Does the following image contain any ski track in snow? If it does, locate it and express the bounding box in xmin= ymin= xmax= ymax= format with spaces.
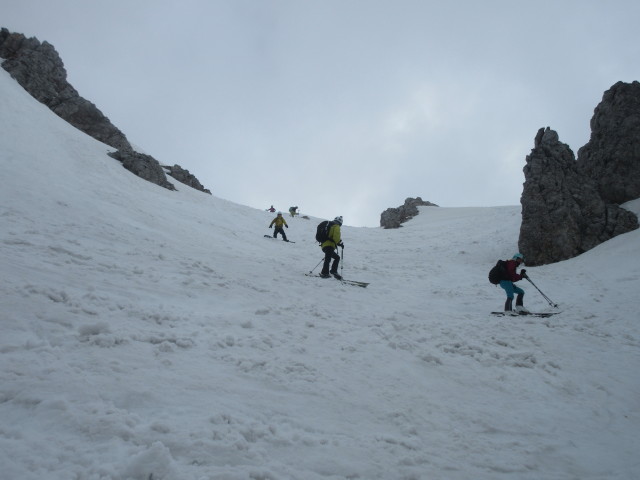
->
xmin=1 ymin=69 xmax=640 ymax=479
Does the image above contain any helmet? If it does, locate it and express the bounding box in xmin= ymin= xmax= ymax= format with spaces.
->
xmin=277 ymin=211 xmax=282 ymax=215
xmin=334 ymin=216 xmax=343 ymax=225
xmin=512 ymin=253 xmax=524 ymax=261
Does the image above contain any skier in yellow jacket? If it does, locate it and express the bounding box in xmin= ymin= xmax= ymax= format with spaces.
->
xmin=320 ymin=216 xmax=344 ymax=279
xmin=269 ymin=212 xmax=289 ymax=241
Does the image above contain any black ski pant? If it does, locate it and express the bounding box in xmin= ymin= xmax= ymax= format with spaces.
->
xmin=321 ymin=247 xmax=340 ymax=275
xmin=273 ymin=227 xmax=287 ymax=241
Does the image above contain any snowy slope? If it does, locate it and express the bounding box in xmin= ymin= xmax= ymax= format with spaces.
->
xmin=1 ymin=68 xmax=639 ymax=480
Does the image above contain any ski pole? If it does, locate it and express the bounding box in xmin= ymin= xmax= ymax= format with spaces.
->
xmin=340 ymin=245 xmax=344 ymax=277
xmin=524 ymin=276 xmax=559 ymax=308
xmin=309 ymin=257 xmax=324 ymax=274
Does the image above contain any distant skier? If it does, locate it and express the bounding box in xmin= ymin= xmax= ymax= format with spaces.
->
xmin=267 ymin=205 xmax=276 ymax=213
xmin=269 ymin=212 xmax=289 ymax=241
xmin=500 ymin=253 xmax=529 ymax=315
xmin=289 ymin=206 xmax=299 ymax=217
xmin=320 ymin=216 xmax=344 ymax=279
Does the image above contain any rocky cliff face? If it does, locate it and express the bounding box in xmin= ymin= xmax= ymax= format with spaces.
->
xmin=577 ymin=81 xmax=640 ymax=204
xmin=0 ymin=28 xmax=132 ymax=152
xmin=518 ymin=127 xmax=637 ymax=266
xmin=0 ymin=28 xmax=211 ymax=195
xmin=380 ymin=197 xmax=438 ymax=229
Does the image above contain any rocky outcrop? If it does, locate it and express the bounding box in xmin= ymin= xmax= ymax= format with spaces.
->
xmin=107 ymin=150 xmax=175 ymax=191
xmin=0 ymin=28 xmax=131 ymax=152
xmin=164 ymin=165 xmax=211 ymax=194
xmin=0 ymin=28 xmax=211 ymax=194
xmin=380 ymin=197 xmax=438 ymax=229
xmin=577 ymin=81 xmax=640 ymax=204
xmin=518 ymin=127 xmax=638 ymax=266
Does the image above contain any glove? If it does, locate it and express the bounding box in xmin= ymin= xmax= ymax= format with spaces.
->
xmin=286 ymin=225 xmax=288 ymax=228
xmin=338 ymin=242 xmax=344 ymax=248
xmin=520 ymin=269 xmax=527 ymax=278
xmin=269 ymin=225 xmax=273 ymax=228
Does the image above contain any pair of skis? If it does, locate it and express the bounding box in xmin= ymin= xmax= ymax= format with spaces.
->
xmin=491 ymin=311 xmax=560 ymax=318
xmin=305 ymin=273 xmax=369 ymax=288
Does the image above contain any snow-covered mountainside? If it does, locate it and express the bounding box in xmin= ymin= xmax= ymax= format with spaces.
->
xmin=1 ymin=68 xmax=639 ymax=480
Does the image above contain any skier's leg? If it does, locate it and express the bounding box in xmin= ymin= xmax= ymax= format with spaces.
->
xmin=329 ymin=250 xmax=340 ymax=274
xmin=514 ymin=286 xmax=529 ymax=312
xmin=321 ymin=247 xmax=332 ymax=276
xmin=500 ymin=280 xmax=515 ymax=311
xmin=504 ymin=297 xmax=513 ymax=311
xmin=514 ymin=286 xmax=525 ymax=306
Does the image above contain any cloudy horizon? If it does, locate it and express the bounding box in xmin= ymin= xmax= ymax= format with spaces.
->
xmin=3 ymin=0 xmax=639 ymax=226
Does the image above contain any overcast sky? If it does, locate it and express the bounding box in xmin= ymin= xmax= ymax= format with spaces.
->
xmin=4 ymin=0 xmax=639 ymax=226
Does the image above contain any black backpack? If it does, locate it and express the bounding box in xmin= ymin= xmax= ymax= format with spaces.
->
xmin=315 ymin=220 xmax=334 ymax=243
xmin=488 ymin=260 xmax=508 ymax=285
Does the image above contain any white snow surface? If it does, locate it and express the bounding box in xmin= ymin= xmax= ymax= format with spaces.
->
xmin=1 ymin=68 xmax=640 ymax=480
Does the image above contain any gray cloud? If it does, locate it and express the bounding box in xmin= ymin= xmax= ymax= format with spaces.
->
xmin=4 ymin=0 xmax=639 ymax=226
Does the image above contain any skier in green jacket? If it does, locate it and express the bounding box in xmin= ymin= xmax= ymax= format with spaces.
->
xmin=320 ymin=216 xmax=344 ymax=279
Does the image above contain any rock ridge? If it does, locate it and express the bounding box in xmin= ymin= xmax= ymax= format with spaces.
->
xmin=0 ymin=28 xmax=211 ymax=195
xmin=380 ymin=197 xmax=438 ymax=229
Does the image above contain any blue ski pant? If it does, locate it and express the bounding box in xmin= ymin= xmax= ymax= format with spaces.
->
xmin=499 ymin=280 xmax=524 ymax=299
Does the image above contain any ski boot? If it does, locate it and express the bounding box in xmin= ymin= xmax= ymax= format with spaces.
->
xmin=504 ymin=298 xmax=520 ymax=316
